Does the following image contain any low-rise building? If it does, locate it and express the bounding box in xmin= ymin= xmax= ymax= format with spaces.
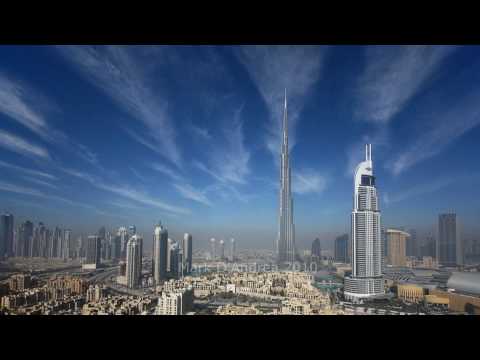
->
xmin=156 ymin=286 xmax=194 ymax=315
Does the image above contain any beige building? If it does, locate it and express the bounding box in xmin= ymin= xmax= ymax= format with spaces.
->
xmin=386 ymin=229 xmax=410 ymax=267
xmin=429 ymin=289 xmax=480 ymax=314
xmin=397 ymin=283 xmax=424 ymax=303
xmin=216 ymin=304 xmax=261 ymax=315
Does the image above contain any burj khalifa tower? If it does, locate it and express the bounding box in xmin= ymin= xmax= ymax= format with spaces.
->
xmin=277 ymin=90 xmax=295 ymax=264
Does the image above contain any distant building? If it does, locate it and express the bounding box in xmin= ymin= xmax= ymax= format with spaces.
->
xmin=83 ymin=235 xmax=101 ymax=269
xmin=334 ymin=234 xmax=348 ymax=263
xmin=183 ymin=233 xmax=193 ymax=274
xmin=86 ymin=284 xmax=104 ymax=303
xmin=9 ymin=274 xmax=31 ymax=292
xmin=117 ymin=227 xmax=129 ymax=259
xmin=153 ymin=222 xmax=168 ymax=285
xmin=167 ymin=239 xmax=180 ymax=278
xmin=18 ymin=221 xmax=34 ymax=257
xmin=126 ymin=234 xmax=143 ymax=289
xmin=63 ymin=229 xmax=71 ymax=260
xmin=219 ymin=240 xmax=225 ymax=260
xmin=210 ymin=238 xmax=216 ymax=260
xmin=0 ymin=213 xmax=14 ymax=258
xmin=128 ymin=225 xmax=136 ymax=236
xmin=407 ymin=229 xmax=417 ymax=257
xmin=421 ymin=234 xmax=436 ymax=258
xmin=437 ymin=213 xmax=463 ymax=267
xmin=311 ymin=238 xmax=321 ymax=258
xmin=386 ymin=229 xmax=410 ymax=267
xmin=112 ymin=235 xmax=121 ymax=261
xmin=229 ymin=238 xmax=236 ymax=262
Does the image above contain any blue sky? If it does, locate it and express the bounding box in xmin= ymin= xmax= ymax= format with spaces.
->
xmin=0 ymin=45 xmax=480 ymax=250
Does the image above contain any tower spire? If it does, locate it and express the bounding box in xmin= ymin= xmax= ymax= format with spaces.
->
xmin=365 ymin=144 xmax=371 ymax=161
xmin=283 ymin=88 xmax=288 ymax=146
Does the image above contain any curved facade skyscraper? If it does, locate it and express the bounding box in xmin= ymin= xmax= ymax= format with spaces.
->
xmin=153 ymin=222 xmax=168 ymax=285
xmin=344 ymin=144 xmax=384 ymax=301
xmin=126 ymin=234 xmax=143 ymax=289
xmin=277 ymin=90 xmax=295 ymax=264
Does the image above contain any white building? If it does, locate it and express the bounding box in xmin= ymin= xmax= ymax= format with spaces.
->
xmin=344 ymin=144 xmax=384 ymax=301
xmin=153 ymin=222 xmax=168 ymax=286
xmin=155 ymin=286 xmax=194 ymax=315
xmin=126 ymin=234 xmax=143 ymax=289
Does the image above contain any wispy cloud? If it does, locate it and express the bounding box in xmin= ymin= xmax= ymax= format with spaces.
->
xmin=389 ymin=89 xmax=480 ymax=175
xmin=151 ymin=162 xmax=184 ymax=182
xmin=383 ymin=174 xmax=479 ymax=205
xmin=173 ymin=183 xmax=212 ymax=207
xmin=0 ymin=129 xmax=50 ymax=160
xmin=64 ymin=168 xmax=190 ymax=215
xmin=74 ymin=142 xmax=99 ymax=167
xmin=355 ymin=46 xmax=457 ymax=124
xmin=187 ymin=122 xmax=212 ymax=140
xmin=129 ymin=167 xmax=148 ymax=183
xmin=57 ymin=46 xmax=181 ymax=167
xmin=194 ymin=107 xmax=250 ymax=185
xmin=0 ymin=72 xmax=59 ymax=142
xmin=0 ymin=180 xmax=109 ymax=216
xmin=292 ymin=169 xmax=327 ymax=195
xmin=344 ymin=46 xmax=458 ymax=177
xmin=108 ymin=200 xmax=143 ymax=211
xmin=0 ymin=160 xmax=56 ymax=180
xmin=21 ymin=177 xmax=58 ymax=190
xmin=0 ymin=180 xmax=45 ymax=197
xmin=237 ymin=45 xmax=326 ymax=159
xmin=0 ymin=71 xmax=101 ymax=168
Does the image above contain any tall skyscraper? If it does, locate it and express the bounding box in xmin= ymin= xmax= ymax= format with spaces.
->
xmin=153 ymin=222 xmax=168 ymax=285
xmin=167 ymin=240 xmax=180 ymax=278
xmin=386 ymin=229 xmax=409 ymax=267
xmin=311 ymin=238 xmax=321 ymax=258
xmin=118 ymin=227 xmax=128 ymax=259
xmin=437 ymin=213 xmax=463 ymax=267
xmin=219 ymin=239 xmax=225 ymax=260
xmin=407 ymin=229 xmax=417 ymax=257
xmin=84 ymin=235 xmax=101 ymax=269
xmin=1 ymin=213 xmax=14 ymax=258
xmin=183 ymin=233 xmax=193 ymax=275
xmin=63 ymin=229 xmax=71 ymax=260
xmin=112 ymin=234 xmax=121 ymax=261
xmin=129 ymin=225 xmax=136 ymax=236
xmin=344 ymin=144 xmax=384 ymax=301
xmin=53 ymin=227 xmax=62 ymax=258
xmin=37 ymin=222 xmax=46 ymax=258
xmin=277 ymin=90 xmax=295 ymax=264
xmin=126 ymin=234 xmax=143 ymax=289
xmin=19 ymin=220 xmax=33 ymax=257
xmin=421 ymin=234 xmax=435 ymax=258
xmin=210 ymin=238 xmax=216 ymax=260
xmin=229 ymin=238 xmax=236 ymax=262
xmin=334 ymin=234 xmax=349 ymax=263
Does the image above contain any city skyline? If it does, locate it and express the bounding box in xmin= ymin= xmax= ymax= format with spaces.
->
xmin=1 ymin=46 xmax=480 ymax=250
